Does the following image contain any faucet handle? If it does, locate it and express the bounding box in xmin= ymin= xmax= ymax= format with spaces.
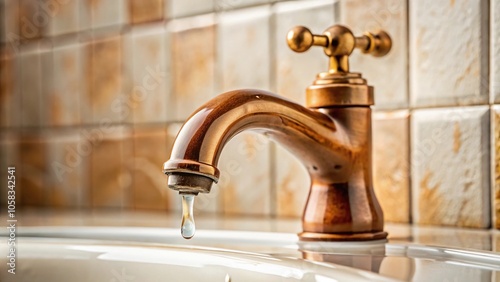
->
xmin=286 ymin=25 xmax=391 ymax=73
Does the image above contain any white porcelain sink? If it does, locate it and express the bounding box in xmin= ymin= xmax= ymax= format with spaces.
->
xmin=1 ymin=227 xmax=499 ymax=281
xmin=0 ymin=237 xmax=395 ymax=282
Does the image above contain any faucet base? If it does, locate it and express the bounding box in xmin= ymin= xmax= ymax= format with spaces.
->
xmin=298 ymin=231 xmax=388 ymax=242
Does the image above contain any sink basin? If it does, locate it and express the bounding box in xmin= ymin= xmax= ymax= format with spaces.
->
xmin=1 ymin=227 xmax=499 ymax=281
xmin=0 ymin=237 xmax=394 ymax=282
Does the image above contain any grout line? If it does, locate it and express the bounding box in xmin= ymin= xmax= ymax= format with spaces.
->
xmin=269 ymin=2 xmax=278 ymax=218
xmin=406 ymin=0 xmax=413 ymax=225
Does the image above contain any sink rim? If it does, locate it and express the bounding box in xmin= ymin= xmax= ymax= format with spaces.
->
xmin=3 ymin=226 xmax=500 ymax=270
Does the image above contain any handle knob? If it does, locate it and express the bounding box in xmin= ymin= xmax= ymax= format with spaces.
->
xmin=286 ymin=25 xmax=392 ymax=73
xmin=287 ymin=26 xmax=328 ymax=52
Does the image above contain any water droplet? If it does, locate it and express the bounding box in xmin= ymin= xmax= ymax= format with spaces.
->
xmin=181 ymin=194 xmax=196 ymax=239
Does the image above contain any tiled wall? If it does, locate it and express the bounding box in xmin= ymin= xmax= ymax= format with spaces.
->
xmin=0 ymin=0 xmax=499 ymax=230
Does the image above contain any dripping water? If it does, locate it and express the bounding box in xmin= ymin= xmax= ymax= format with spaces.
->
xmin=181 ymin=194 xmax=196 ymax=239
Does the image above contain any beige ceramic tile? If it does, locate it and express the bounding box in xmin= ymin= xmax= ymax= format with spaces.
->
xmin=340 ymin=0 xmax=407 ymax=109
xmin=46 ymin=129 xmax=88 ymax=208
xmin=373 ymin=110 xmax=410 ymax=223
xmin=493 ymin=106 xmax=500 ymax=229
xmin=493 ymin=0 xmax=500 ymax=103
xmin=19 ymin=42 xmax=51 ymax=127
xmin=412 ymin=107 xmax=490 ymax=228
xmin=129 ymin=0 xmax=164 ymax=24
xmin=42 ymin=0 xmax=79 ymax=36
xmin=79 ymin=0 xmax=128 ymax=30
xmin=47 ymin=39 xmax=82 ymax=126
xmin=168 ymin=0 xmax=214 ymax=18
xmin=218 ymin=5 xmax=271 ymax=91
xmin=129 ymin=24 xmax=172 ymax=123
xmin=0 ymin=47 xmax=21 ymax=128
xmin=213 ymin=132 xmax=272 ymax=216
xmin=410 ymin=0 xmax=489 ymax=107
xmin=83 ymin=35 xmax=125 ymax=124
xmin=275 ymin=145 xmax=310 ymax=217
xmin=17 ymin=131 xmax=49 ymax=207
xmin=89 ymin=126 xmax=133 ymax=208
xmin=170 ymin=14 xmax=216 ymax=121
xmin=131 ymin=125 xmax=172 ymax=210
xmin=274 ymin=0 xmax=335 ymax=103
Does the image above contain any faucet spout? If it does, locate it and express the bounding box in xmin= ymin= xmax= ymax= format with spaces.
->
xmin=164 ymin=89 xmax=350 ymax=191
xmin=164 ymin=89 xmax=385 ymax=240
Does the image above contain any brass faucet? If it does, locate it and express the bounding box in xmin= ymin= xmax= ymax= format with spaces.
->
xmin=163 ymin=25 xmax=392 ymax=241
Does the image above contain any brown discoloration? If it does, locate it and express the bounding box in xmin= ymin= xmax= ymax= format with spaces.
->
xmin=171 ymin=23 xmax=215 ymax=112
xmin=450 ymin=0 xmax=455 ymax=7
xmin=50 ymin=93 xmax=62 ymax=125
xmin=222 ymin=183 xmax=237 ymax=214
xmin=418 ymin=170 xmax=443 ymax=224
xmin=88 ymin=0 xmax=101 ymax=9
xmin=0 ymin=50 xmax=14 ymax=126
xmin=495 ymin=112 xmax=500 ymax=229
xmin=453 ymin=122 xmax=462 ymax=153
xmin=131 ymin=125 xmax=170 ymax=210
xmin=90 ymin=128 xmax=132 ymax=208
xmin=0 ymin=51 xmax=13 ymax=103
xmin=86 ymin=36 xmax=122 ymax=118
xmin=372 ymin=113 xmax=410 ymax=223
xmin=129 ymin=0 xmax=163 ymax=24
xmin=18 ymin=133 xmax=48 ymax=207
xmin=48 ymin=132 xmax=87 ymax=208
xmin=147 ymin=41 xmax=160 ymax=58
xmin=278 ymin=166 xmax=299 ymax=217
xmin=419 ymin=169 xmax=481 ymax=227
xmin=63 ymin=53 xmax=76 ymax=72
xmin=18 ymin=0 xmax=42 ymax=40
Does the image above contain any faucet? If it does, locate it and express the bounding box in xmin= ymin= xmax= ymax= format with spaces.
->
xmin=163 ymin=25 xmax=392 ymax=241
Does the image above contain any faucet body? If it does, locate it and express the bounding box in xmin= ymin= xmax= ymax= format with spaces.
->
xmin=164 ymin=24 xmax=392 ymax=241
xmin=164 ymin=89 xmax=386 ymax=241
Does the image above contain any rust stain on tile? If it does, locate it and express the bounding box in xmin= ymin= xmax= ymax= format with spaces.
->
xmin=418 ymin=170 xmax=442 ymax=224
xmin=90 ymin=130 xmax=132 ymax=208
xmin=222 ymin=183 xmax=237 ymax=214
xmin=172 ymin=25 xmax=215 ymax=100
xmin=147 ymin=41 xmax=160 ymax=58
xmin=373 ymin=116 xmax=410 ymax=223
xmin=495 ymin=112 xmax=500 ymax=229
xmin=63 ymin=53 xmax=76 ymax=72
xmin=0 ymin=50 xmax=14 ymax=126
xmin=453 ymin=122 xmax=462 ymax=153
xmin=87 ymin=0 xmax=102 ymax=9
xmin=131 ymin=126 xmax=170 ymax=210
xmin=129 ymin=0 xmax=163 ymax=24
xmin=50 ymin=93 xmax=63 ymax=125
xmin=86 ymin=36 xmax=122 ymax=112
xmin=278 ymin=166 xmax=299 ymax=217
xmin=18 ymin=134 xmax=48 ymax=206
xmin=18 ymin=0 xmax=42 ymax=39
